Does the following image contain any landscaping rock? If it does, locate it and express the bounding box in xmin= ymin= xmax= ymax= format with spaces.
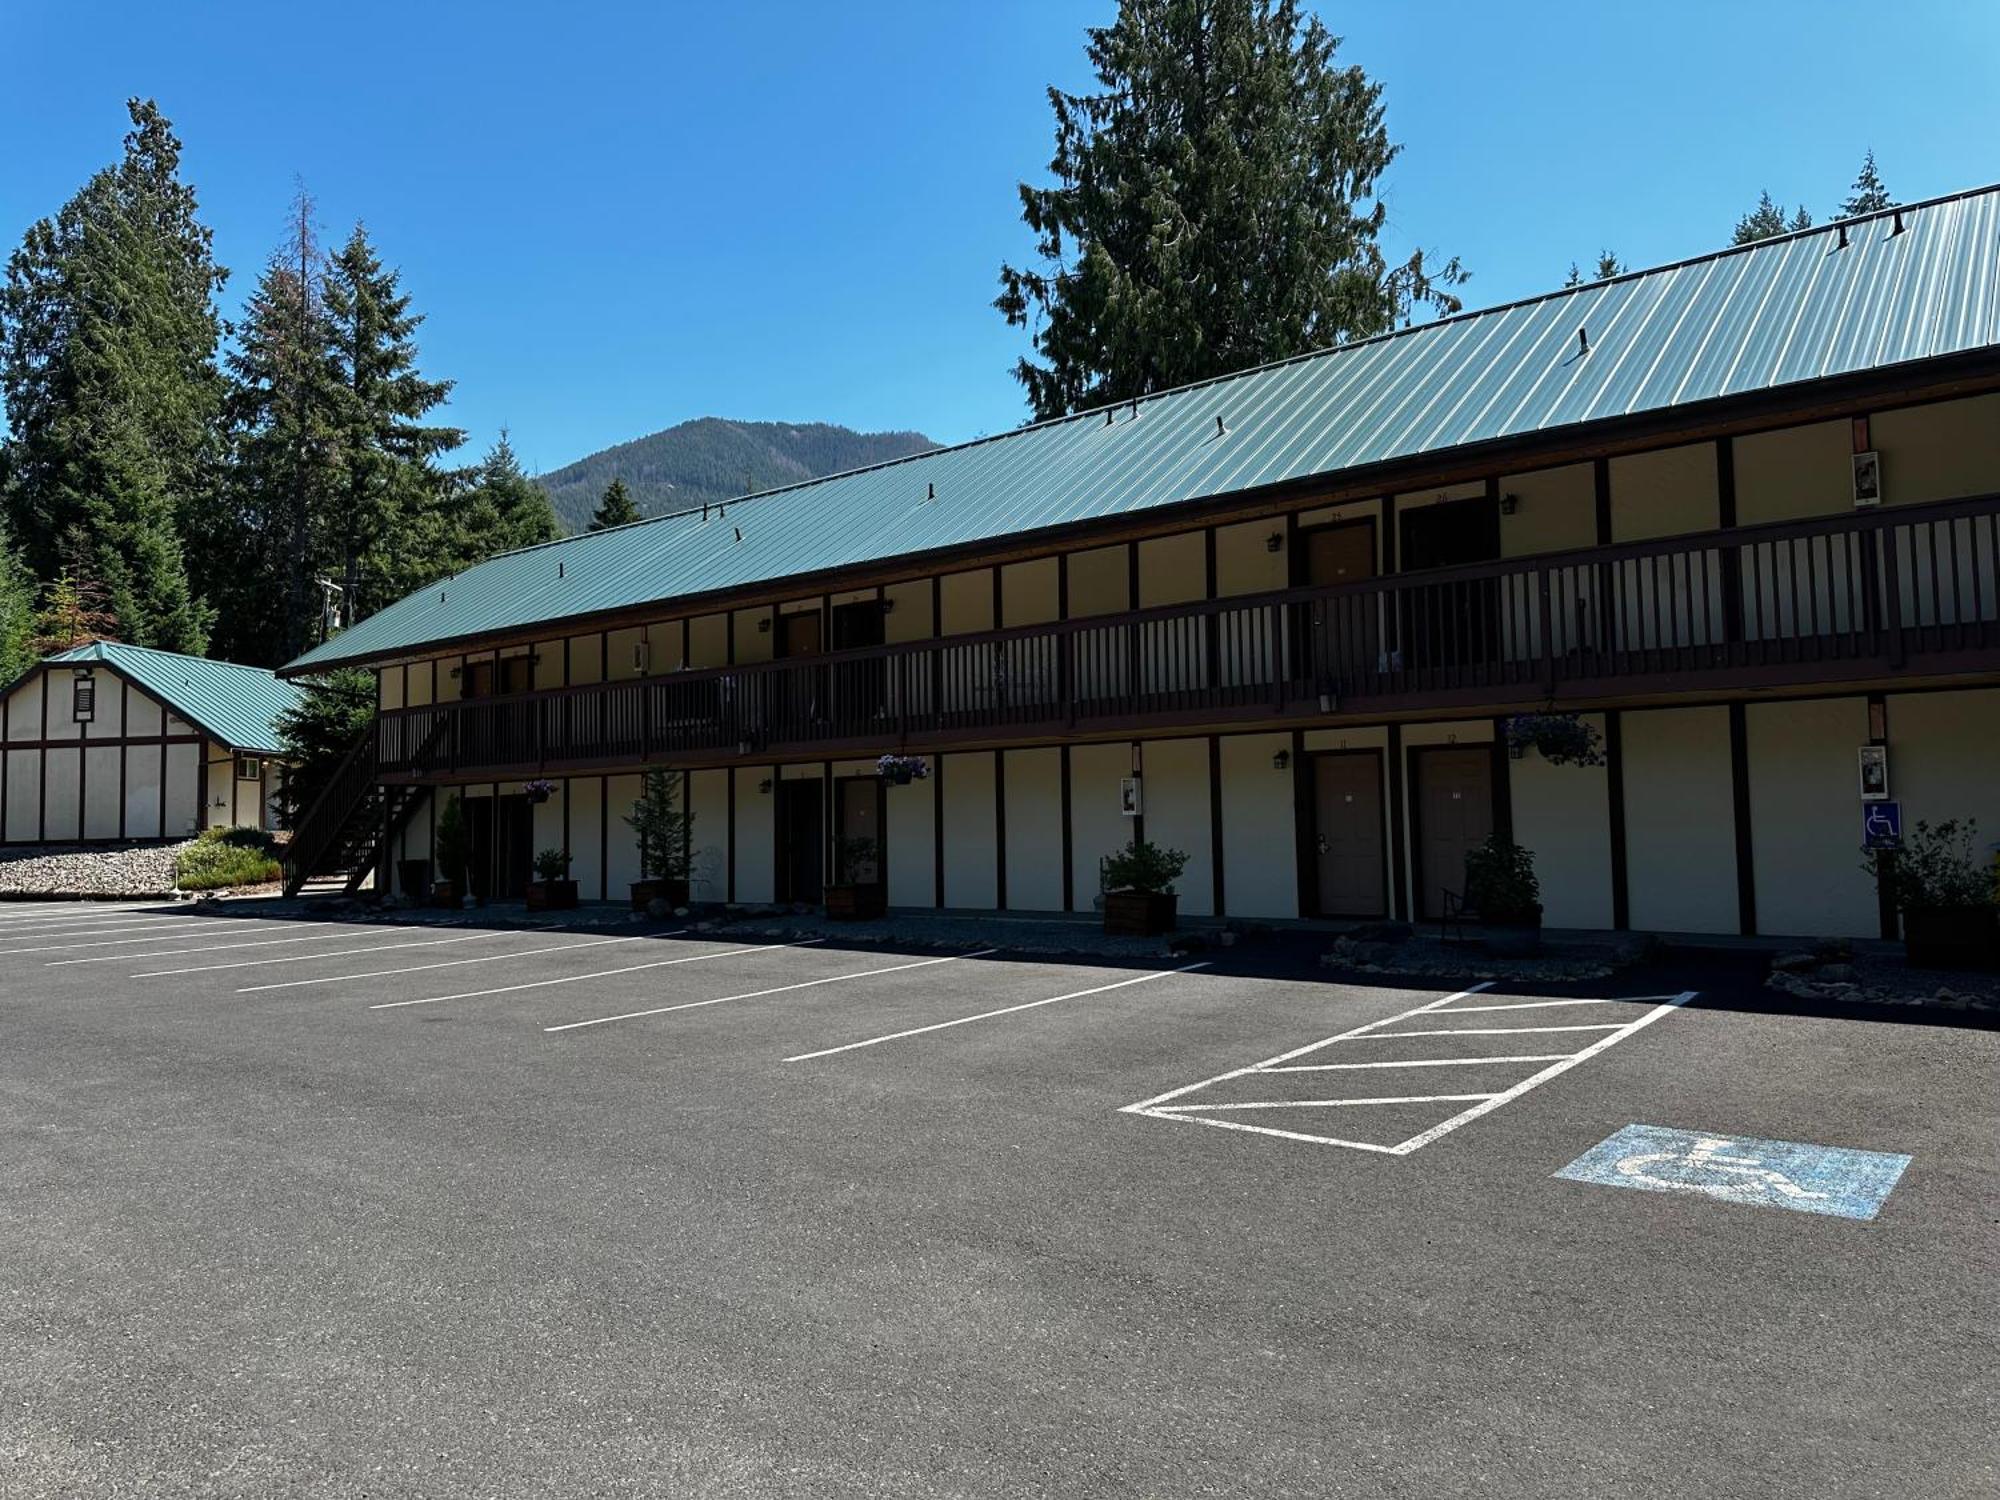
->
xmin=0 ymin=842 xmax=186 ymax=898
xmin=1347 ymin=920 xmax=1414 ymax=945
xmin=1771 ymin=952 xmax=1820 ymax=973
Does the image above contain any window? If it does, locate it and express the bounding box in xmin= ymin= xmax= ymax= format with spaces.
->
xmin=235 ymin=756 xmax=262 ymax=782
xmin=72 ymin=674 xmax=95 ymax=722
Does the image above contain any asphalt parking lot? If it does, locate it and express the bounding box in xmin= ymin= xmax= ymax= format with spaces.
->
xmin=2 ymin=899 xmax=1994 ymax=1498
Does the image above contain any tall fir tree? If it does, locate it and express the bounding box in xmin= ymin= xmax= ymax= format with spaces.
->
xmin=444 ymin=431 xmax=562 ymax=573
xmin=1732 ymin=190 xmax=1813 ymax=245
xmin=0 ymin=99 xmax=222 ymax=653
xmin=995 ymin=0 xmax=1465 ymax=420
xmin=1839 ymin=151 xmax=1893 ymax=217
xmin=0 ymin=517 xmax=34 ymax=685
xmin=203 ymin=190 xmax=346 ymax=664
xmin=588 ymin=477 xmax=641 ymax=531
xmin=322 ymin=224 xmax=464 ymax=618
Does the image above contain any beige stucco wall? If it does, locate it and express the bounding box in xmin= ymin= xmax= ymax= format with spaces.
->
xmin=4 ymin=750 xmax=38 ymax=840
xmin=686 ymin=769 xmax=730 ymax=904
xmin=940 ymin=570 xmax=995 ymax=636
xmin=1219 ymin=732 xmax=1297 ymax=919
xmin=565 ymin=777 xmax=604 ymax=902
xmin=604 ymin=774 xmax=644 ymax=892
xmin=885 ymin=770 xmax=935 ymax=908
xmin=883 ymin=580 xmax=934 ymax=643
xmin=1069 ymin=741 xmax=1134 ymax=907
xmin=732 ymin=766 xmax=775 ymax=903
xmin=124 ymin=745 xmax=164 ymax=839
xmin=1002 ymin=559 xmax=1060 ymax=628
xmin=1735 ymin=419 xmax=1849 ymax=525
xmin=1216 ymin=520 xmax=1287 ymax=597
xmin=1611 ymin=441 xmax=1719 ymax=540
xmin=1509 ymin=713 xmax=1615 ymax=930
xmin=1888 ymin=687 xmax=2000 ymax=845
xmin=940 ymin=751 xmax=998 ymax=908
xmin=1621 ymin=705 xmax=1738 ymax=934
xmin=1744 ymin=697 xmax=1879 ymax=938
xmin=1066 ymin=546 xmax=1130 ymax=618
xmin=1138 ymin=532 xmax=1205 ymax=608
xmin=1499 ymin=462 xmax=1596 ymax=558
xmin=1873 ymin=393 xmax=2000 ymax=506
xmin=1140 ymin=737 xmax=1214 ymax=914
xmin=1002 ymin=747 xmax=1064 ymax=912
xmin=5 ymin=672 xmax=43 ymax=740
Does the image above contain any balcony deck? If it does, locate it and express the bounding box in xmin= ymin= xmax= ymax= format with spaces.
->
xmin=376 ymin=492 xmax=2000 ymax=782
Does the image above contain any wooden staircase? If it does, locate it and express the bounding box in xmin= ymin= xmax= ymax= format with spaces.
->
xmin=281 ymin=731 xmax=427 ymax=898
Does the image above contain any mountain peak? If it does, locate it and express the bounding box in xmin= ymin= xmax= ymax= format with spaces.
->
xmin=537 ymin=416 xmax=938 ymax=530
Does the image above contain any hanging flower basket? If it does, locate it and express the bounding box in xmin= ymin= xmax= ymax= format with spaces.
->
xmin=1503 ymin=713 xmax=1606 ymax=768
xmin=877 ymin=754 xmax=930 ymax=786
xmin=523 ymin=779 xmax=558 ymax=804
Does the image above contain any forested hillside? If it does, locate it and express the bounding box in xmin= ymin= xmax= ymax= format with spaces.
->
xmin=537 ymin=418 xmax=936 ymax=531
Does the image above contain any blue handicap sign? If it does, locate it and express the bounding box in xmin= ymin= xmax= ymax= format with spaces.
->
xmin=1862 ymin=801 xmax=1902 ymax=850
xmin=1555 ymin=1124 xmax=1911 ymax=1221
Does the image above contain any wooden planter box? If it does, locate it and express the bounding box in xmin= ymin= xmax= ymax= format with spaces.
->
xmin=396 ymin=859 xmax=431 ymax=901
xmin=428 ymin=880 xmax=460 ymax=910
xmin=1104 ymin=891 xmax=1177 ymax=936
xmin=631 ymin=877 xmax=689 ymax=913
xmin=1482 ymin=911 xmax=1543 ymax=959
xmin=1904 ymin=907 xmax=2000 ymax=970
xmin=825 ymin=883 xmax=887 ymax=921
xmin=527 ymin=880 xmax=579 ymax=912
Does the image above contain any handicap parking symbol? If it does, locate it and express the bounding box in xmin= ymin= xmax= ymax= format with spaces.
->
xmin=1862 ymin=801 xmax=1902 ymax=850
xmin=1555 ymin=1124 xmax=1911 ymax=1220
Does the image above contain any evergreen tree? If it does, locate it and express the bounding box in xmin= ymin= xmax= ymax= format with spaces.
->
xmin=28 ymin=565 xmax=120 ymax=655
xmin=1839 ymin=151 xmax=1893 ymax=217
xmin=0 ymin=99 xmax=222 ymax=653
xmin=1594 ymin=250 xmax=1624 ymax=280
xmin=322 ymin=224 xmax=463 ymax=619
xmin=203 ymin=190 xmax=345 ymax=665
xmin=0 ymin=518 xmax=35 ymax=684
xmin=995 ymin=0 xmax=1466 ymax=420
xmin=271 ymin=667 xmax=375 ymax=829
xmin=445 ymin=431 xmax=562 ymax=572
xmin=1732 ymin=190 xmax=1812 ymax=245
xmin=588 ymin=477 xmax=641 ymax=531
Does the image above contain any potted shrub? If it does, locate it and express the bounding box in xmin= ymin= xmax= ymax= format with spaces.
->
xmin=1100 ymin=839 xmax=1189 ymax=936
xmin=877 ymin=754 xmax=930 ymax=787
xmin=527 ymin=847 xmax=579 ymax=911
xmin=1873 ymin=819 xmax=1999 ymax=969
xmin=825 ymin=835 xmax=887 ymax=921
xmin=1463 ymin=833 xmax=1543 ymax=957
xmin=1502 ymin=712 xmax=1605 ymax=767
xmin=625 ymin=768 xmax=695 ymax=911
xmin=431 ymin=793 xmax=469 ymax=908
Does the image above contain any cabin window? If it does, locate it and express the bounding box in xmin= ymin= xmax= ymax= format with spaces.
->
xmin=235 ymin=756 xmax=263 ymax=782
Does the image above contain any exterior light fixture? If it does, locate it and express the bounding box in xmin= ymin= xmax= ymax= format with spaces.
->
xmin=1500 ymin=493 xmax=1521 ymax=516
xmin=758 ymin=778 xmax=773 ymax=795
xmin=1265 ymin=532 xmax=1284 ymax=553
xmin=758 ymin=616 xmax=772 ymax=633
xmin=1272 ymin=749 xmax=1290 ymax=771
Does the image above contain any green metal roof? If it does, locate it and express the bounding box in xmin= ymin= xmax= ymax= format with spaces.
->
xmin=48 ymin=641 xmax=301 ymax=753
xmin=286 ymin=185 xmax=2000 ymax=677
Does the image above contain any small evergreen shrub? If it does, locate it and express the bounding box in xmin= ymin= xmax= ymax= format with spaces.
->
xmin=1101 ymin=839 xmax=1190 ymax=895
xmin=175 ymin=826 xmax=282 ymax=891
xmin=1463 ymin=834 xmax=1543 ymax=924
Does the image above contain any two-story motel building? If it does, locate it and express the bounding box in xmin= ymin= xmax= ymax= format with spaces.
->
xmin=280 ymin=188 xmax=2000 ymax=941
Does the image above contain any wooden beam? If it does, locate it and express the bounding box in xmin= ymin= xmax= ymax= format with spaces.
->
xmin=1728 ymin=702 xmax=1756 ymax=936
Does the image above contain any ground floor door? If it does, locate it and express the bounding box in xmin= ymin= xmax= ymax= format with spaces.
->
xmin=466 ymin=793 xmax=534 ymax=900
xmin=775 ymin=778 xmax=825 ymax=904
xmin=1312 ymin=751 xmax=1386 ymax=918
xmin=1413 ymin=747 xmax=1494 ymax=920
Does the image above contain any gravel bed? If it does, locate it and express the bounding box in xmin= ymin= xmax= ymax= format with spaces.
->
xmin=0 ymin=842 xmax=192 ymax=899
xmin=1317 ymin=925 xmax=1654 ymax=983
xmin=1766 ymin=948 xmax=1999 ymax=1013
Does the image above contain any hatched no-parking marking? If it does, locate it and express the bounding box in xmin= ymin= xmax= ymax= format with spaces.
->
xmin=1123 ymin=983 xmax=1697 ymax=1155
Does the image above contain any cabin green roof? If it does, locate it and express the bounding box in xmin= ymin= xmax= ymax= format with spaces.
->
xmin=46 ymin=641 xmax=301 ymax=754
xmin=284 ymin=185 xmax=2000 ymax=677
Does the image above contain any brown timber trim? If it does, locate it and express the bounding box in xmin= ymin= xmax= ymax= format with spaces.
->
xmin=1059 ymin=744 xmax=1074 ymax=912
xmin=1605 ymin=709 xmax=1630 ymax=930
xmin=1385 ymin=722 xmax=1408 ymax=922
xmin=38 ymin=666 xmax=49 ymax=842
xmin=1489 ymin=717 xmax=1513 ymax=842
xmin=726 ymin=766 xmax=737 ymax=902
xmin=1289 ymin=730 xmax=1311 ymax=919
xmin=1593 ymin=458 xmax=1612 ymax=544
xmin=932 ymin=752 xmax=944 ymax=908
xmin=300 ymin=357 xmax=2000 ymax=675
xmin=994 ymin=749 xmax=1007 ymax=911
xmin=1728 ymin=702 xmax=1756 ymax=936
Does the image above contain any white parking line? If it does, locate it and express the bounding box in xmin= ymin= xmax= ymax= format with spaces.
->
xmin=1262 ymin=1053 xmax=1577 ymax=1072
xmin=139 ymin=930 xmax=513 ymax=978
xmin=260 ymin=934 xmax=653 ymax=994
xmin=57 ymin=929 xmax=376 ymax=967
xmin=1123 ymin=985 xmax=1699 ymax=1155
xmin=0 ymin=922 xmax=242 ymax=956
xmin=1360 ymin=1023 xmax=1629 ymax=1039
xmin=545 ymin=947 xmax=983 ymax=1033
xmin=399 ymin=937 xmax=825 ymax=1014
xmin=0 ymin=903 xmax=167 ymax=924
xmin=783 ymin=962 xmax=1209 ymax=1062
xmin=0 ymin=914 xmax=182 ymax=937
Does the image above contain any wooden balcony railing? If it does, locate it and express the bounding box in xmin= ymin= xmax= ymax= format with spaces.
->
xmin=377 ymin=491 xmax=2000 ymax=779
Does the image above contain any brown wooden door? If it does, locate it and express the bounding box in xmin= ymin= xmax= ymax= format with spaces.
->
xmin=1415 ymin=747 xmax=1494 ymax=920
xmin=1301 ymin=521 xmax=1379 ymax=685
xmin=835 ymin=776 xmax=883 ymax=885
xmin=1313 ymin=752 xmax=1385 ymax=918
xmin=776 ymin=612 xmax=824 ymax=732
xmin=1304 ymin=523 xmax=1375 ymax=586
xmin=775 ymin=778 xmax=824 ymax=904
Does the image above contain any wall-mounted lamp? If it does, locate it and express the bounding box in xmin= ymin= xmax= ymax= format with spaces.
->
xmin=1272 ymin=749 xmax=1291 ymax=771
xmin=757 ymin=616 xmax=773 ymax=633
xmin=880 ymin=597 xmax=895 ymax=614
xmin=1265 ymin=532 xmax=1285 ymax=554
xmin=758 ymin=778 xmax=774 ymax=795
xmin=1499 ymin=492 xmax=1521 ymax=516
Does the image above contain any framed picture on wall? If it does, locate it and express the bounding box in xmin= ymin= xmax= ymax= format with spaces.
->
xmin=1851 ymin=450 xmax=1883 ymax=508
xmin=1857 ymin=745 xmax=1889 ymax=802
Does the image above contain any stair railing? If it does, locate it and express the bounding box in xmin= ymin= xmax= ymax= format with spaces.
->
xmin=281 ymin=730 xmax=380 ymax=896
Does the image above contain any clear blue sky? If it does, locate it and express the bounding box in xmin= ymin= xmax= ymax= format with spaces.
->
xmin=4 ymin=2 xmax=1996 ymax=474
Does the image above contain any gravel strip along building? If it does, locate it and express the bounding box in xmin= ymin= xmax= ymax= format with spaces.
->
xmin=281 ymin=188 xmax=2000 ymax=941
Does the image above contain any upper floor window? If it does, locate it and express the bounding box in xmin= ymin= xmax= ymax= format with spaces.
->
xmin=71 ymin=673 xmax=95 ymax=722
xmin=235 ymin=755 xmax=262 ymax=782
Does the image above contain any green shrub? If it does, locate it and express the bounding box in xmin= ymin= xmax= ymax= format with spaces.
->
xmin=1101 ymin=839 xmax=1189 ymax=895
xmin=532 ymin=847 xmax=571 ymax=883
xmin=1463 ymin=834 xmax=1543 ymax=924
xmin=176 ymin=826 xmax=282 ymax=891
xmin=1871 ymin=819 xmax=1997 ymax=912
